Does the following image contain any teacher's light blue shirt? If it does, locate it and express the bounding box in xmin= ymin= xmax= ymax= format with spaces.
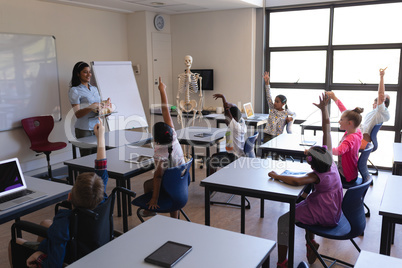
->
xmin=68 ymin=84 xmax=101 ymax=131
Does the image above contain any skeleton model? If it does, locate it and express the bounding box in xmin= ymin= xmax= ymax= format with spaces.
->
xmin=176 ymin=55 xmax=203 ymax=128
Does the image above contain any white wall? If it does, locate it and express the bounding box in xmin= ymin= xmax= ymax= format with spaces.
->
xmin=171 ymin=9 xmax=257 ymax=112
xmin=0 ymin=0 xmax=129 ymax=171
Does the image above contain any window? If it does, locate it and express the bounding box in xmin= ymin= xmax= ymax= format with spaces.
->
xmin=269 ymin=9 xmax=330 ymax=47
xmin=270 ymin=51 xmax=327 ymax=83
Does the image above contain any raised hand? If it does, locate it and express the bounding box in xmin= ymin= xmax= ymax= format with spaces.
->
xmin=313 ymin=93 xmax=329 ymax=111
xmin=158 ymin=76 xmax=166 ymax=92
xmin=213 ymin=94 xmax=223 ymax=100
xmin=263 ymin=71 xmax=270 ymax=85
xmin=379 ymin=67 xmax=387 ymax=77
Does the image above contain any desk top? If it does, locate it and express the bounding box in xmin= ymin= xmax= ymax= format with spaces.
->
xmin=393 ymin=143 xmax=402 ymax=163
xmin=70 ymin=130 xmax=152 ymax=148
xmin=201 ymin=157 xmax=310 ymax=199
xmin=260 ymin=132 xmax=342 ymax=153
xmin=68 ymin=215 xmax=276 ymax=268
xmin=379 ymin=175 xmax=402 ymax=218
xmin=355 ymin=250 xmax=402 ymax=267
xmin=176 ymin=126 xmax=226 ymax=145
xmin=64 ymin=146 xmax=154 ymax=179
xmin=0 ymin=176 xmax=72 ymax=224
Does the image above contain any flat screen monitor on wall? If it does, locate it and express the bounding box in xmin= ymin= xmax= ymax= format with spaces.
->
xmin=191 ymin=69 xmax=213 ymax=91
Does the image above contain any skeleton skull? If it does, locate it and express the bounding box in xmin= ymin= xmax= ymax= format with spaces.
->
xmin=184 ymin=55 xmax=193 ymax=69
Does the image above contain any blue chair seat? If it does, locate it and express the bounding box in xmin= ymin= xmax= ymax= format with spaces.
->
xmin=297 ymin=213 xmax=352 ymax=240
xmin=132 ymin=190 xmax=176 ymax=213
xmin=342 ymin=177 xmax=362 ymax=189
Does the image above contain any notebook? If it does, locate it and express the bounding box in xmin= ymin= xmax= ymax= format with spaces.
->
xmin=243 ymin=102 xmax=263 ymax=120
xmin=0 ymin=158 xmax=47 ymax=211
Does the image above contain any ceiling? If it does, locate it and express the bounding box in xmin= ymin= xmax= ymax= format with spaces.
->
xmin=39 ymin=0 xmax=346 ymax=14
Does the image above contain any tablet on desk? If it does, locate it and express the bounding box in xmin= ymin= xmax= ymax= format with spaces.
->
xmin=125 ymin=155 xmax=153 ymax=165
xmin=281 ymin=170 xmax=308 ymax=176
xmin=144 ymin=241 xmax=192 ymax=267
xmin=194 ymin=133 xmax=212 ymax=138
xmin=299 ymin=141 xmax=316 ymax=146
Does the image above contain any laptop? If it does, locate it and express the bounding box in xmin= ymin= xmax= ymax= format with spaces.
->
xmin=0 ymin=158 xmax=47 ymax=211
xmin=243 ymin=102 xmax=264 ymax=120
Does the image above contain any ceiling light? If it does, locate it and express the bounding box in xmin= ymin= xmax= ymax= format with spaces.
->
xmin=150 ymin=2 xmax=165 ymax=6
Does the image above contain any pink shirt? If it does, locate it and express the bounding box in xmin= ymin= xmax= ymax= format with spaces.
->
xmin=333 ymin=99 xmax=363 ymax=182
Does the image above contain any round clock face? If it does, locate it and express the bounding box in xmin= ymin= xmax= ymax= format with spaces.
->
xmin=154 ymin=15 xmax=165 ymax=31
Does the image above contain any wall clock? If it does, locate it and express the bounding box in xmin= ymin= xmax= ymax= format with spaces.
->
xmin=154 ymin=14 xmax=165 ymax=31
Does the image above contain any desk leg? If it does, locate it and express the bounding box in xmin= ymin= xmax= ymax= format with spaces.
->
xmin=380 ymin=216 xmax=392 ymax=255
xmin=260 ymin=199 xmax=264 ymax=218
xmin=192 ymin=146 xmax=195 ymax=182
xmin=288 ymin=201 xmax=296 ymax=268
xmin=121 ymin=183 xmax=128 ymax=233
xmin=67 ymin=167 xmax=74 ymax=185
xmin=206 ymin=146 xmax=210 ymax=177
xmin=262 ymin=256 xmax=270 ymax=268
xmin=126 ymin=179 xmax=132 ymax=216
xmin=241 ymin=195 xmax=245 ymax=234
xmin=205 ymin=187 xmax=211 ymax=226
xmin=301 ymin=126 xmax=305 ymax=135
xmin=116 ymin=180 xmax=122 ymax=217
xmin=72 ymin=144 xmax=77 ymax=159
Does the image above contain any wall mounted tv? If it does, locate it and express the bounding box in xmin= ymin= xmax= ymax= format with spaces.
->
xmin=191 ymin=69 xmax=214 ymax=91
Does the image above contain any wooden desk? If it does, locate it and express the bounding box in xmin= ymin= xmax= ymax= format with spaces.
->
xmin=176 ymin=126 xmax=226 ymax=181
xmin=69 ymin=130 xmax=152 ymax=159
xmin=379 ymin=175 xmax=402 ymax=255
xmin=64 ymin=146 xmax=154 ymax=232
xmin=200 ymin=157 xmax=310 ymax=268
xmin=0 ymin=176 xmax=72 ymax=224
xmin=392 ymin=143 xmax=402 ymax=175
xmin=68 ymin=215 xmax=276 ymax=268
xmin=355 ymin=250 xmax=402 ymax=267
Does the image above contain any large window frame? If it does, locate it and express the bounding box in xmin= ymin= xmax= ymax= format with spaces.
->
xmin=265 ymin=0 xmax=402 ymax=142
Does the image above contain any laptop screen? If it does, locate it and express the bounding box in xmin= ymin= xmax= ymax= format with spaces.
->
xmin=0 ymin=158 xmax=27 ymax=198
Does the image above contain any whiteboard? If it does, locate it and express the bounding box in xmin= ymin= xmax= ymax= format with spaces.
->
xmin=91 ymin=61 xmax=148 ymax=130
xmin=0 ymin=33 xmax=61 ymax=131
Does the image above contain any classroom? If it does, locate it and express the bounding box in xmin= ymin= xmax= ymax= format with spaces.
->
xmin=1 ymin=0 xmax=402 ymax=267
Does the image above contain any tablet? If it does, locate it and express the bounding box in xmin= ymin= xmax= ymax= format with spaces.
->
xmin=299 ymin=140 xmax=316 ymax=146
xmin=93 ymin=111 xmax=117 ymax=118
xmin=125 ymin=155 xmax=153 ymax=164
xmin=144 ymin=241 xmax=192 ymax=267
xmin=194 ymin=133 xmax=212 ymax=138
xmin=281 ymin=170 xmax=307 ymax=176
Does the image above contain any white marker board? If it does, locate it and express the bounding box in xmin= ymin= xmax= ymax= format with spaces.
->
xmin=0 ymin=33 xmax=61 ymax=131
xmin=91 ymin=61 xmax=147 ymax=130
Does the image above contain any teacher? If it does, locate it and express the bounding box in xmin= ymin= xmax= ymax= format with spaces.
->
xmin=68 ymin=61 xmax=101 ymax=157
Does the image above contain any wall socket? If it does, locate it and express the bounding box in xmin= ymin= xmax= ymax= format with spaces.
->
xmin=133 ymin=64 xmax=140 ymax=75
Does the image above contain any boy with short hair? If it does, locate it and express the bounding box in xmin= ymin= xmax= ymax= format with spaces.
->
xmin=9 ymin=118 xmax=108 ymax=268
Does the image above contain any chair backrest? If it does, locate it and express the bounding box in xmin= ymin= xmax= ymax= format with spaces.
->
xmin=161 ymin=158 xmax=193 ymax=211
xmin=21 ymin=116 xmax=54 ymax=149
xmin=64 ymin=188 xmax=117 ymax=263
xmin=358 ymin=142 xmax=374 ymax=180
xmin=370 ymin=123 xmax=382 ymax=152
xmin=341 ymin=174 xmax=373 ymax=238
xmin=243 ymin=131 xmax=259 ymax=158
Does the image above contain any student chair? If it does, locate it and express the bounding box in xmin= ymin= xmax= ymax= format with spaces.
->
xmin=21 ymin=116 xmax=67 ymax=182
xmin=10 ymin=187 xmax=135 ymax=267
xmin=343 ymin=142 xmax=374 ymax=217
xmin=296 ymin=175 xmax=372 ymax=267
xmin=366 ymin=123 xmax=382 ymax=176
xmin=210 ymin=132 xmax=259 ymax=209
xmin=132 ymin=158 xmax=193 ymax=222
xmin=297 ymin=261 xmax=309 ymax=268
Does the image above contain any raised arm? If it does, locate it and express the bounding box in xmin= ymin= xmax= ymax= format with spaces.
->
xmin=159 ymin=77 xmax=174 ymax=128
xmin=326 ymin=91 xmax=346 ymax=113
xmin=94 ymin=118 xmax=106 ymax=160
xmin=377 ymin=67 xmax=386 ymax=105
xmin=213 ymin=93 xmax=234 ymax=125
xmin=313 ymin=93 xmax=332 ymax=156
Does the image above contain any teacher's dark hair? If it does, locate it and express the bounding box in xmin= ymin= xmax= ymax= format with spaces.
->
xmin=70 ymin=61 xmax=90 ymax=87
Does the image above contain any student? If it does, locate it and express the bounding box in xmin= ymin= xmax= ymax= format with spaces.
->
xmin=325 ymin=94 xmax=364 ymax=183
xmin=263 ymin=71 xmax=296 ymax=143
xmin=9 ymin=118 xmax=108 ymax=268
xmin=269 ymin=93 xmax=343 ymax=267
xmin=360 ymin=68 xmax=390 ymax=149
xmin=140 ymin=77 xmax=185 ymax=219
xmin=208 ymin=93 xmax=247 ymax=174
xmin=68 ymin=61 xmax=101 ymax=157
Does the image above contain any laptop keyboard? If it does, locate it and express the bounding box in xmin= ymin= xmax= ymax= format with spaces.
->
xmin=0 ymin=189 xmax=34 ymax=204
